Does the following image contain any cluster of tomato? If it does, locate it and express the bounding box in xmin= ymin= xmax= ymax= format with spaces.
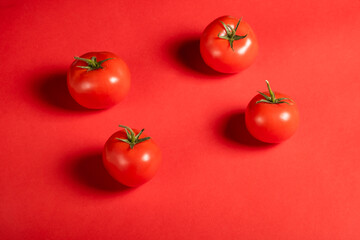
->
xmin=67 ymin=16 xmax=299 ymax=188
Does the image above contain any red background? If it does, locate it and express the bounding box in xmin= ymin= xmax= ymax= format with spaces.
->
xmin=1 ymin=0 xmax=360 ymax=239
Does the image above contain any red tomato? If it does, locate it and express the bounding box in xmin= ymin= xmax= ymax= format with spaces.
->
xmin=67 ymin=52 xmax=130 ymax=109
xmin=245 ymin=81 xmax=299 ymax=143
xmin=103 ymin=125 xmax=161 ymax=187
xmin=200 ymin=16 xmax=258 ymax=73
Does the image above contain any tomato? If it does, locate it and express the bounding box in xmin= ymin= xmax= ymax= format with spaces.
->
xmin=67 ymin=52 xmax=130 ymax=109
xmin=103 ymin=125 xmax=161 ymax=187
xmin=245 ymin=80 xmax=299 ymax=143
xmin=200 ymin=16 xmax=258 ymax=73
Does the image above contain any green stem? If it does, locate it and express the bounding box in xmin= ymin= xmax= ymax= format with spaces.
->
xmin=265 ymin=80 xmax=276 ymax=103
xmin=74 ymin=56 xmax=113 ymax=71
xmin=256 ymin=80 xmax=294 ymax=105
xmin=218 ymin=17 xmax=248 ymax=51
xmin=116 ymin=125 xmax=151 ymax=149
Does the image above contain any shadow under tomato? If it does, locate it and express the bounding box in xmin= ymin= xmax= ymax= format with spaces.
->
xmin=220 ymin=110 xmax=275 ymax=148
xmin=167 ymin=36 xmax=232 ymax=78
xmin=69 ymin=151 xmax=132 ymax=193
xmin=33 ymin=70 xmax=94 ymax=112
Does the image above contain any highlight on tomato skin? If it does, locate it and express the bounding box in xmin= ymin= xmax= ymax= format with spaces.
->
xmin=200 ymin=15 xmax=259 ymax=73
xmin=102 ymin=125 xmax=161 ymax=187
xmin=245 ymin=80 xmax=300 ymax=143
xmin=67 ymin=51 xmax=131 ymax=109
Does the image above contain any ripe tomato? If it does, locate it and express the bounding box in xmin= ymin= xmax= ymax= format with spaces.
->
xmin=103 ymin=125 xmax=161 ymax=187
xmin=67 ymin=52 xmax=130 ymax=109
xmin=245 ymin=81 xmax=299 ymax=143
xmin=200 ymin=16 xmax=258 ymax=73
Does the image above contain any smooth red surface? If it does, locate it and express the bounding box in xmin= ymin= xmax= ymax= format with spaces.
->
xmin=1 ymin=0 xmax=360 ymax=239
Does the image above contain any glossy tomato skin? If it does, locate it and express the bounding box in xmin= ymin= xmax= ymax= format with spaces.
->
xmin=67 ymin=52 xmax=130 ymax=109
xmin=103 ymin=129 xmax=161 ymax=187
xmin=200 ymin=16 xmax=258 ymax=73
xmin=245 ymin=92 xmax=299 ymax=143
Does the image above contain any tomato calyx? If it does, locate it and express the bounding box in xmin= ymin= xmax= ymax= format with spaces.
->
xmin=116 ymin=125 xmax=151 ymax=149
xmin=218 ymin=17 xmax=248 ymax=51
xmin=256 ymin=80 xmax=294 ymax=104
xmin=74 ymin=56 xmax=113 ymax=71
